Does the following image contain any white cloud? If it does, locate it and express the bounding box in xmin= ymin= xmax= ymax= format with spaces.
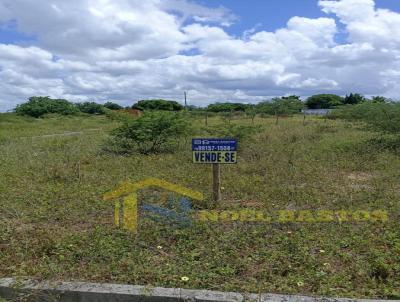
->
xmin=0 ymin=0 xmax=399 ymax=111
xmin=159 ymin=0 xmax=236 ymax=26
xmin=319 ymin=0 xmax=400 ymax=45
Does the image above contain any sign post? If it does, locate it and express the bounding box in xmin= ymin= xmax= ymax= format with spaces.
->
xmin=192 ymin=138 xmax=237 ymax=203
xmin=212 ymin=163 xmax=221 ymax=202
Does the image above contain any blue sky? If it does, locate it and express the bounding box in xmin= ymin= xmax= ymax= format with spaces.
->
xmin=201 ymin=0 xmax=399 ymax=39
xmin=0 ymin=21 xmax=35 ymax=44
xmin=1 ymin=0 xmax=400 ymax=110
xmin=202 ymin=0 xmax=398 ymax=30
xmin=2 ymin=0 xmax=399 ymax=45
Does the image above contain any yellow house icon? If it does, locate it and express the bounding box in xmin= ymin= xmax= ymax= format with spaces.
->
xmin=103 ymin=178 xmax=204 ymax=233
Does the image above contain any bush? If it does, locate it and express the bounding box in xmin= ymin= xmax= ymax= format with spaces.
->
xmin=15 ymin=96 xmax=78 ymax=118
xmin=245 ymin=107 xmax=257 ymax=124
xmin=343 ymin=93 xmax=365 ymax=105
xmin=367 ymin=136 xmax=400 ymax=153
xmin=334 ymin=102 xmax=400 ymax=134
xmin=203 ymin=124 xmax=263 ymax=143
xmin=371 ymin=96 xmax=389 ymax=103
xmin=257 ymin=97 xmax=304 ymax=116
xmin=104 ymin=108 xmax=135 ymax=123
xmin=104 ymin=102 xmax=123 ymax=110
xmin=76 ymin=102 xmax=106 ymax=114
xmin=108 ymin=112 xmax=190 ymax=154
xmin=207 ymin=102 xmax=250 ymax=112
xmin=305 ymin=94 xmax=343 ymax=109
xmin=133 ymin=99 xmax=183 ymax=111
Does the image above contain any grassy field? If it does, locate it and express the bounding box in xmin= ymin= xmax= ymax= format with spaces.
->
xmin=0 ymin=113 xmax=399 ymax=299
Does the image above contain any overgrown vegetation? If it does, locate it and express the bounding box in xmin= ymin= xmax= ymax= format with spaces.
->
xmin=15 ymin=97 xmax=108 ymax=117
xmin=15 ymin=96 xmax=79 ymax=117
xmin=2 ymin=95 xmax=400 ymax=299
xmin=14 ymin=93 xmax=395 ymax=119
xmin=107 ymin=111 xmax=190 ymax=154
xmin=104 ymin=102 xmax=123 ymax=110
xmin=333 ymin=102 xmax=400 ymax=152
xmin=257 ymin=96 xmax=304 ymax=116
xmin=76 ymin=102 xmax=106 ymax=115
xmin=334 ymin=102 xmax=400 ymax=134
xmin=206 ymin=102 xmax=251 ymax=112
xmin=133 ymin=99 xmax=184 ymax=111
xmin=305 ymin=94 xmax=344 ymax=109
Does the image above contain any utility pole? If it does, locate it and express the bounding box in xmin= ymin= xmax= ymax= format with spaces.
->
xmin=184 ymin=91 xmax=187 ymax=109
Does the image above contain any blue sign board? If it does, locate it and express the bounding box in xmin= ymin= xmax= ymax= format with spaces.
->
xmin=192 ymin=138 xmax=237 ymax=164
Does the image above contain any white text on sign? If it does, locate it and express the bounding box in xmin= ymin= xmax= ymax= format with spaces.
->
xmin=193 ymin=151 xmax=237 ymax=164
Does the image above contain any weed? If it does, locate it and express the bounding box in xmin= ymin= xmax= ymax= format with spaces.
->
xmin=0 ymin=114 xmax=399 ymax=298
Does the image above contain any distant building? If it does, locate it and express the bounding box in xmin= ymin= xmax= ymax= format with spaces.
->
xmin=302 ymin=109 xmax=332 ymax=116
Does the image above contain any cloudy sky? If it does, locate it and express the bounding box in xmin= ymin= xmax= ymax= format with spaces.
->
xmin=0 ymin=0 xmax=399 ymax=111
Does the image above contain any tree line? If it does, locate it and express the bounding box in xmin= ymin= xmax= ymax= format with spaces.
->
xmin=13 ymin=93 xmax=393 ymax=118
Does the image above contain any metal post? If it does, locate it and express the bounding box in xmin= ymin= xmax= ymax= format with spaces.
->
xmin=212 ymin=163 xmax=221 ymax=203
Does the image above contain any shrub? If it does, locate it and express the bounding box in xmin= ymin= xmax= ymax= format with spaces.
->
xmin=371 ymin=96 xmax=389 ymax=103
xmin=108 ymin=111 xmax=190 ymax=154
xmin=256 ymin=101 xmax=274 ymax=115
xmin=207 ymin=102 xmax=250 ymax=112
xmin=367 ymin=136 xmax=400 ymax=154
xmin=104 ymin=108 xmax=135 ymax=123
xmin=76 ymin=102 xmax=106 ymax=114
xmin=15 ymin=96 xmax=78 ymax=118
xmin=245 ymin=107 xmax=257 ymax=124
xmin=257 ymin=97 xmax=304 ymax=115
xmin=220 ymin=111 xmax=234 ymax=124
xmin=343 ymin=93 xmax=365 ymax=105
xmin=271 ymin=97 xmax=304 ymax=115
xmin=133 ymin=99 xmax=183 ymax=111
xmin=305 ymin=94 xmax=343 ymax=109
xmin=203 ymin=124 xmax=263 ymax=143
xmin=334 ymin=102 xmax=400 ymax=134
xmin=104 ymin=102 xmax=123 ymax=110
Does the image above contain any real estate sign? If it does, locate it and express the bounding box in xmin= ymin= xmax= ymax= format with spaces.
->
xmin=192 ymin=138 xmax=237 ymax=164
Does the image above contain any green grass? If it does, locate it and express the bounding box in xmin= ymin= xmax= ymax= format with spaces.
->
xmin=0 ymin=113 xmax=399 ymax=299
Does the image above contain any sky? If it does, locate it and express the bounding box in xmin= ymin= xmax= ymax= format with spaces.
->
xmin=0 ymin=0 xmax=400 ymax=111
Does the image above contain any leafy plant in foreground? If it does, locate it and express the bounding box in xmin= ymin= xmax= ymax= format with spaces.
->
xmin=108 ymin=111 xmax=191 ymax=154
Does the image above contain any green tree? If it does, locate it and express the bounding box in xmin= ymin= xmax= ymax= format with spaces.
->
xmin=245 ymin=107 xmax=257 ymax=124
xmin=110 ymin=112 xmax=190 ymax=154
xmin=305 ymin=94 xmax=343 ymax=109
xmin=104 ymin=102 xmax=123 ymax=110
xmin=133 ymin=99 xmax=183 ymax=111
xmin=271 ymin=97 xmax=304 ymax=115
xmin=256 ymin=101 xmax=274 ymax=115
xmin=344 ymin=93 xmax=365 ymax=105
xmin=206 ymin=102 xmax=250 ymax=112
xmin=257 ymin=97 xmax=304 ymax=116
xmin=271 ymin=97 xmax=304 ymax=124
xmin=76 ymin=102 xmax=106 ymax=114
xmin=371 ymin=96 xmax=388 ymax=103
xmin=220 ymin=110 xmax=234 ymax=124
xmin=15 ymin=96 xmax=78 ymax=118
xmin=282 ymin=95 xmax=301 ymax=101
